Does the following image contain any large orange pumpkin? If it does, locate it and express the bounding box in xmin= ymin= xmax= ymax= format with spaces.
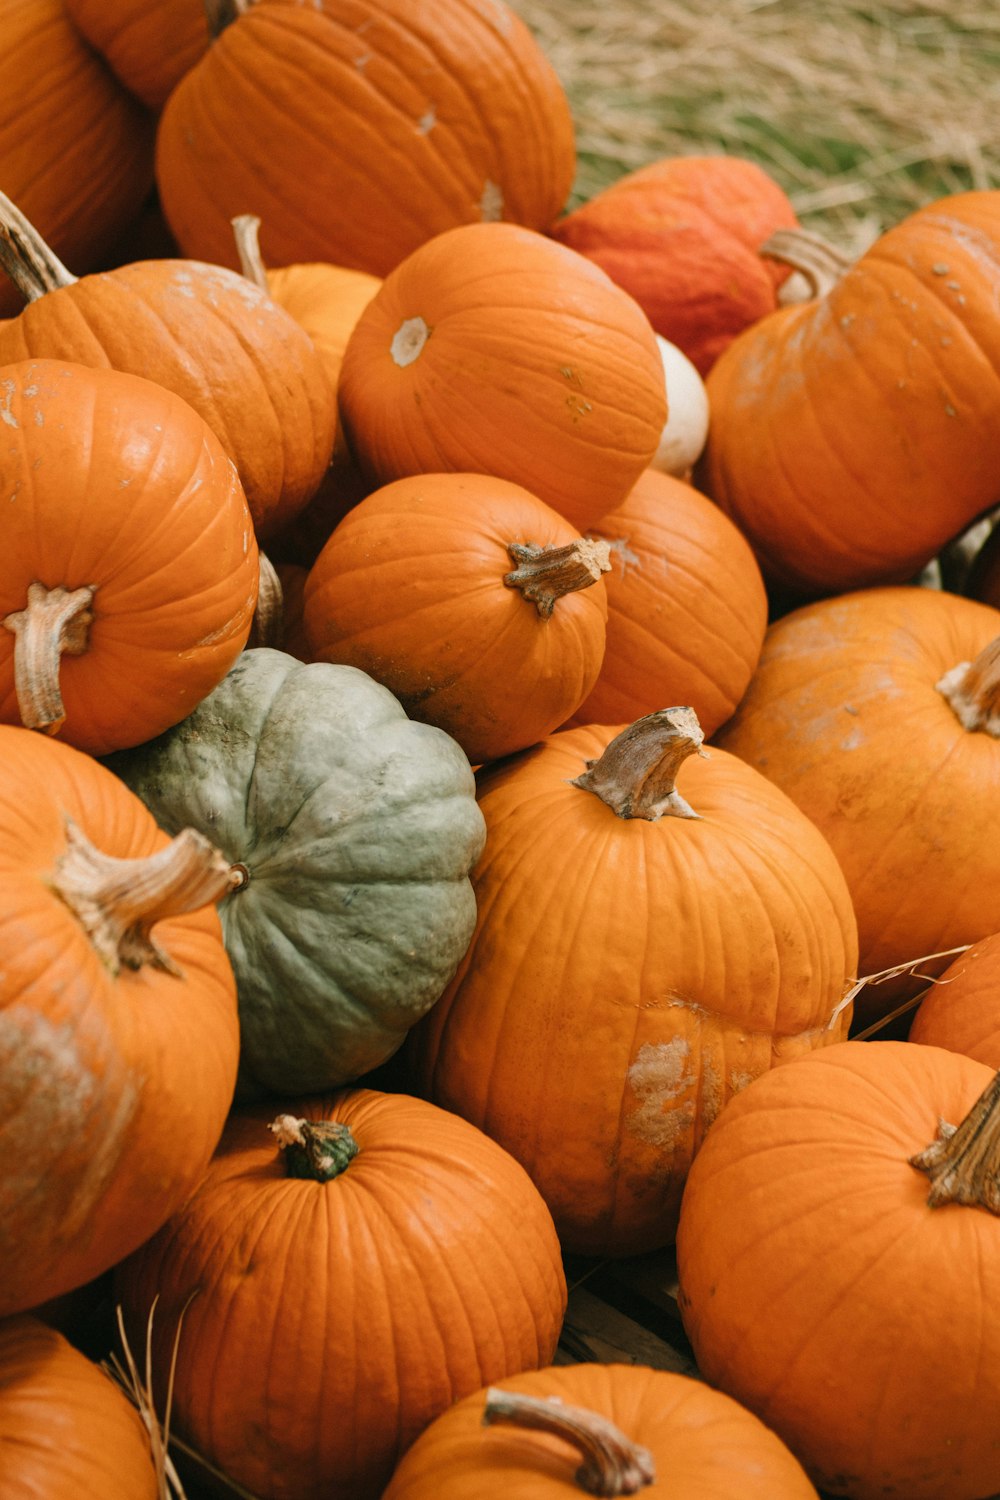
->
xmin=715 ymin=585 xmax=1000 ymax=1023
xmin=61 ymin=0 xmax=209 ymax=110
xmin=383 ymin=1364 xmax=818 ymax=1499
xmin=116 ymin=1089 xmax=568 ymax=1500
xmin=0 ymin=358 xmax=258 ymax=755
xmin=572 ymin=467 xmax=768 ymax=735
xmin=0 ymin=194 xmax=337 ymax=538
xmin=0 ymin=724 xmax=239 ymax=1316
xmin=677 ymin=1040 xmax=1000 ymax=1499
xmin=338 ymin=222 xmax=667 ymax=533
xmin=413 ymin=707 xmax=858 ymax=1255
xmin=0 ymin=1316 xmax=158 ymax=1495
xmin=0 ymin=0 xmax=153 ymax=315
xmin=155 ymin=0 xmax=576 ymax=276
xmin=303 ymin=472 xmax=611 ymax=763
xmin=698 ymin=192 xmax=1000 ymax=595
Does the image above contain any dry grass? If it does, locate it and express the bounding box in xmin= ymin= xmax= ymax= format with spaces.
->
xmin=515 ymin=0 xmax=1000 ymax=255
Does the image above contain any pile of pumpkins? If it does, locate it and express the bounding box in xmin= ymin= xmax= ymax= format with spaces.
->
xmin=4 ymin=2 xmax=1000 ymax=1498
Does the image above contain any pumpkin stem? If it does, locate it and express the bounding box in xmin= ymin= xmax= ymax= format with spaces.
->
xmin=270 ymin=1116 xmax=360 ymax=1181
xmin=203 ymin=0 xmax=249 ymax=37
xmin=761 ymin=227 xmax=854 ymax=303
xmin=505 ymin=538 xmax=612 ymax=619
xmin=936 ymin=636 xmax=1000 ymax=736
xmin=0 ymin=190 xmax=77 ymax=302
xmin=482 ymin=1388 xmax=656 ymax=1496
xmin=48 ymin=820 xmax=234 ymax=977
xmin=246 ymin=551 xmax=284 ymax=649
xmin=571 ymin=706 xmax=708 ymax=820
xmin=231 ymin=213 xmax=269 ymax=291
xmin=910 ymin=1069 xmax=1000 ymax=1213
xmin=2 ymin=582 xmax=96 ymax=735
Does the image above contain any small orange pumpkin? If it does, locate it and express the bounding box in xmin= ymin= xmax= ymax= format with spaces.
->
xmin=910 ymin=934 xmax=1000 ymax=1066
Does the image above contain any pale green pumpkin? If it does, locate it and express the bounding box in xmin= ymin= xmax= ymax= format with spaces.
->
xmin=105 ymin=649 xmax=486 ymax=1097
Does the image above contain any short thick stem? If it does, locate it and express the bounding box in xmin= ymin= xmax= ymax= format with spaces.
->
xmin=247 ymin=552 xmax=284 ymax=648
xmin=482 ymin=1389 xmax=655 ymax=1496
xmin=49 ymin=820 xmax=233 ymax=976
xmin=910 ymin=1069 xmax=1000 ymax=1213
xmin=270 ymin=1116 xmax=359 ymax=1181
xmin=3 ymin=583 xmax=96 ymax=735
xmin=232 ymin=213 xmax=269 ymax=291
xmin=0 ymin=190 xmax=76 ymax=303
xmin=572 ymin=706 xmax=707 ymax=820
xmin=505 ymin=538 xmax=611 ymax=618
xmin=762 ymin=227 xmax=854 ymax=303
xmin=936 ymin=636 xmax=1000 ymax=736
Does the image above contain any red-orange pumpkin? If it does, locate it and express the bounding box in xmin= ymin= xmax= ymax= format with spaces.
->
xmin=698 ymin=192 xmax=1000 ymax=596
xmin=383 ymin=1364 xmax=818 ymax=1499
xmin=156 ymin=0 xmax=576 ymax=277
xmin=413 ymin=708 xmax=858 ymax=1255
xmin=0 ymin=1316 xmax=159 ymax=1495
xmin=0 ymin=359 xmax=258 ymax=755
xmin=338 ymin=222 xmax=667 ymax=533
xmin=61 ymin=0 xmax=209 ymax=110
xmin=677 ymin=1040 xmax=1000 ymax=1499
xmin=0 ymin=0 xmax=153 ymax=315
xmin=303 ymin=473 xmax=611 ymax=763
xmin=0 ymin=195 xmax=336 ymax=538
xmin=116 ymin=1090 xmax=568 ymax=1500
xmin=550 ymin=154 xmax=798 ymax=376
xmin=910 ymin=934 xmax=1000 ymax=1066
xmin=0 ymin=724 xmax=239 ymax=1316
xmin=572 ymin=467 xmax=768 ymax=735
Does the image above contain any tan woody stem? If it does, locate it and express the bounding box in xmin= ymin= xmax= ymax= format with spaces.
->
xmin=3 ymin=583 xmax=96 ymax=735
xmin=482 ymin=1388 xmax=656 ymax=1496
xmin=572 ymin=706 xmax=707 ymax=820
xmin=49 ymin=820 xmax=234 ymax=977
xmin=0 ymin=190 xmax=76 ymax=302
xmin=246 ymin=551 xmax=284 ymax=648
xmin=762 ymin=227 xmax=854 ymax=304
xmin=505 ymin=538 xmax=612 ymax=619
xmin=231 ymin=213 xmax=269 ymax=291
xmin=910 ymin=1069 xmax=1000 ymax=1213
xmin=936 ymin=636 xmax=1000 ymax=736
xmin=269 ymin=1116 xmax=359 ymax=1181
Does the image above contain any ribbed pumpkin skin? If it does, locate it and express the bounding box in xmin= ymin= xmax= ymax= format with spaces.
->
xmin=698 ymin=191 xmax=1000 ymax=596
xmin=0 ymin=1316 xmax=158 ymax=1496
xmin=0 ymin=359 xmax=258 ymax=756
xmin=0 ymin=260 xmax=336 ymax=538
xmin=338 ymin=223 xmax=667 ymax=533
xmin=304 ymin=473 xmax=609 ymax=763
xmin=550 ymin=155 xmax=798 ymax=376
xmin=0 ymin=727 xmax=239 ymax=1317
xmin=676 ymin=1041 xmax=1000 ymax=1500
xmin=0 ymin=0 xmax=153 ymax=316
xmin=155 ymin=0 xmax=576 ymax=277
xmin=115 ymin=1090 xmax=568 ymax=1500
xmin=715 ymin=587 xmax=1000 ymax=1013
xmin=61 ymin=0 xmax=209 ymax=110
xmin=910 ymin=934 xmax=1000 ymax=1065
xmin=413 ymin=724 xmax=858 ymax=1256
xmin=383 ymin=1363 xmax=818 ymax=1499
xmin=573 ymin=468 xmax=767 ymax=734
xmin=265 ymin=261 xmax=383 ymax=388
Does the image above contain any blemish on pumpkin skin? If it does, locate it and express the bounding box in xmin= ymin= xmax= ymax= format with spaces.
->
xmin=625 ymin=1039 xmax=695 ymax=1148
xmin=480 ymin=180 xmax=503 ymax=222
xmin=417 ymin=108 xmax=436 ymax=134
xmin=0 ymin=381 xmax=18 ymax=428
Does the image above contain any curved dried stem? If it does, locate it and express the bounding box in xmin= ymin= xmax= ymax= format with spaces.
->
xmin=482 ymin=1387 xmax=655 ymax=1495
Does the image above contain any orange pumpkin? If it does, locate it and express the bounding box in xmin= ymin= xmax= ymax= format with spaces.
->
xmin=0 ymin=359 xmax=258 ymax=755
xmin=550 ymin=154 xmax=798 ymax=376
xmin=572 ymin=467 xmax=768 ymax=735
xmin=910 ymin=934 xmax=1000 ymax=1066
xmin=61 ymin=0 xmax=209 ymax=110
xmin=383 ymin=1364 xmax=818 ymax=1499
xmin=698 ymin=192 xmax=1000 ymax=595
xmin=0 ymin=0 xmax=153 ymax=315
xmin=156 ymin=0 xmax=576 ymax=277
xmin=116 ymin=1090 xmax=568 ymax=1500
xmin=0 ymin=724 xmax=239 ymax=1316
xmin=715 ymin=586 xmax=1000 ymax=1024
xmin=0 ymin=1316 xmax=158 ymax=1495
xmin=338 ymin=222 xmax=667 ymax=533
xmin=0 ymin=194 xmax=336 ymax=538
xmin=677 ymin=1040 xmax=1000 ymax=1499
xmin=303 ymin=473 xmax=611 ymax=763
xmin=413 ymin=708 xmax=858 ymax=1255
